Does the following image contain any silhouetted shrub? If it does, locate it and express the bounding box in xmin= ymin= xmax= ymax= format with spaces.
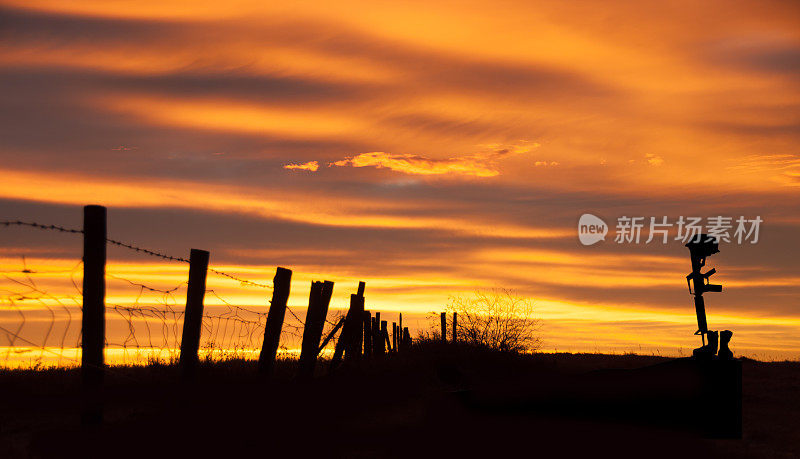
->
xmin=422 ymin=288 xmax=541 ymax=353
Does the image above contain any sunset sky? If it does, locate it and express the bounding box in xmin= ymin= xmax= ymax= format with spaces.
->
xmin=1 ymin=0 xmax=799 ymax=361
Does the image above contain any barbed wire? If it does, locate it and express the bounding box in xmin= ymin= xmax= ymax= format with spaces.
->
xmin=0 ymin=258 xmax=309 ymax=369
xmin=1 ymin=220 xmax=82 ymax=234
xmin=105 ymin=238 xmax=188 ymax=263
xmin=1 ymin=261 xmax=83 ymax=367
xmin=2 ymin=219 xmax=272 ymax=290
xmin=207 ymin=268 xmax=272 ymax=289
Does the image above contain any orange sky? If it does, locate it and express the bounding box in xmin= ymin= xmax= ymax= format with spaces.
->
xmin=1 ymin=0 xmax=799 ymax=362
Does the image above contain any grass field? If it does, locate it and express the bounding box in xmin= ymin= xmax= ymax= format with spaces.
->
xmin=1 ymin=344 xmax=797 ymax=458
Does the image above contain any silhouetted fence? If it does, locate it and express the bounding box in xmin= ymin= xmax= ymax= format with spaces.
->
xmin=1 ymin=206 xmax=412 ymax=376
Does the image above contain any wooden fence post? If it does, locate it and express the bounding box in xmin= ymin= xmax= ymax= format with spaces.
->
xmin=298 ymin=280 xmax=334 ymax=379
xmin=363 ymin=311 xmax=372 ymax=359
xmin=343 ymin=283 xmax=365 ymax=364
xmin=453 ymin=312 xmax=458 ymax=343
xmin=380 ymin=320 xmax=388 ymax=355
xmin=258 ymin=267 xmax=292 ymax=375
xmin=330 ymin=299 xmax=356 ymax=369
xmin=392 ymin=322 xmax=397 ymax=352
xmin=372 ymin=314 xmax=382 ymax=355
xmin=440 ymin=312 xmax=447 ymax=343
xmin=179 ymin=248 xmax=210 ymax=375
xmin=81 ymin=205 xmax=106 ymax=424
xmin=332 ymin=282 xmax=365 ymax=367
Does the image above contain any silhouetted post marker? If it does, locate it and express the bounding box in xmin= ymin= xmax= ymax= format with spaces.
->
xmin=298 ymin=280 xmax=334 ymax=379
xmin=685 ymin=234 xmax=724 ymax=358
xmin=452 ymin=312 xmax=458 ymax=343
xmin=685 ymin=234 xmax=741 ymax=438
xmin=180 ymin=248 xmax=210 ymax=376
xmin=81 ymin=205 xmax=106 ymax=425
xmin=258 ymin=267 xmax=292 ymax=375
xmin=440 ymin=312 xmax=447 ymax=343
xmin=403 ymin=327 xmax=411 ymax=349
xmin=363 ymin=311 xmax=372 ymax=359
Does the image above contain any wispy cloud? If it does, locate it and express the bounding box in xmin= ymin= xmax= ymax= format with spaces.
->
xmin=727 ymin=154 xmax=800 ymax=186
xmin=283 ymin=161 xmax=319 ymax=171
xmin=330 ymin=142 xmax=540 ymax=177
xmin=645 ymin=154 xmax=664 ymax=166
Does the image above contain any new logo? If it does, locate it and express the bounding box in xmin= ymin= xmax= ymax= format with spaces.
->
xmin=578 ymin=214 xmax=607 ymax=246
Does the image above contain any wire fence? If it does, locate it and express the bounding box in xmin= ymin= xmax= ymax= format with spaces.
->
xmin=0 ymin=220 xmax=341 ymax=369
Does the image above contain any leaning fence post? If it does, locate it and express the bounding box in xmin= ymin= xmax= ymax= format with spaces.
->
xmin=452 ymin=312 xmax=458 ymax=343
xmin=440 ymin=312 xmax=447 ymax=343
xmin=81 ymin=204 xmax=106 ymax=424
xmin=298 ymin=280 xmax=334 ymax=379
xmin=258 ymin=267 xmax=292 ymax=375
xmin=319 ymin=316 xmax=345 ymax=353
xmin=179 ymin=248 xmax=210 ymax=375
